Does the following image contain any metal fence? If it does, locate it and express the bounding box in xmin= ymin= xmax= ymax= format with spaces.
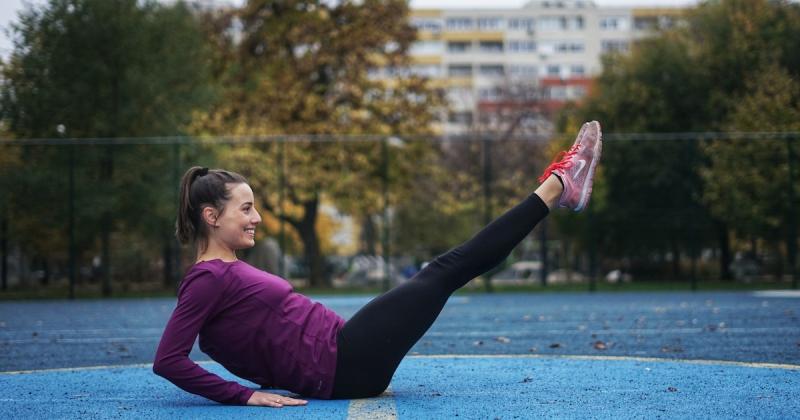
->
xmin=0 ymin=132 xmax=798 ymax=298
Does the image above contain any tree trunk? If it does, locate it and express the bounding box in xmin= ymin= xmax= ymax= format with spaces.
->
xmin=671 ymin=240 xmax=680 ymax=279
xmin=294 ymin=195 xmax=329 ymax=288
xmin=718 ymin=222 xmax=732 ymax=281
xmin=163 ymin=235 xmax=173 ymax=288
xmin=361 ymin=215 xmax=377 ymax=255
xmin=1 ymin=210 xmax=6 ymax=291
xmin=101 ymin=145 xmax=114 ymax=297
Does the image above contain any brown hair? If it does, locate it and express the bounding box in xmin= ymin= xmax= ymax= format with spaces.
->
xmin=176 ymin=166 xmax=248 ymax=253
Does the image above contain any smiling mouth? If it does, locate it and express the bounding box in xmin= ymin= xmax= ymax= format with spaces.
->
xmin=244 ymin=227 xmax=256 ymax=236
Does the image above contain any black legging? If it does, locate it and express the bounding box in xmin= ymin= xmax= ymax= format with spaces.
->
xmin=331 ymin=192 xmax=550 ymax=398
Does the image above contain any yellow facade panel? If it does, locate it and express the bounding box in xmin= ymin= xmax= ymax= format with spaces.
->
xmin=442 ymin=31 xmax=504 ymax=42
xmin=416 ymin=31 xmax=441 ymax=41
xmin=444 ymin=77 xmax=473 ymax=87
xmin=411 ymin=9 xmax=443 ymax=18
xmin=412 ymin=55 xmax=442 ymax=65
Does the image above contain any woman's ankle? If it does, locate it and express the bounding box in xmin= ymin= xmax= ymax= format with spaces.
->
xmin=534 ymin=175 xmax=564 ymax=210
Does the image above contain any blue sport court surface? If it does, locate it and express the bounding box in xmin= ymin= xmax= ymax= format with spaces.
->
xmin=1 ymin=291 xmax=799 ymax=418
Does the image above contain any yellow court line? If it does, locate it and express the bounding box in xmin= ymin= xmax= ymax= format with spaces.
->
xmin=2 ymin=355 xmax=798 ymax=376
xmin=408 ymin=354 xmax=800 ymax=370
xmin=347 ymin=387 xmax=397 ymax=420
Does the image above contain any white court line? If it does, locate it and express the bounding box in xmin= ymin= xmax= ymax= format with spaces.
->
xmin=347 ymin=387 xmax=397 ymax=420
xmin=0 ymin=360 xmax=215 ymax=375
xmin=752 ymin=290 xmax=800 ymax=298
xmin=408 ymin=354 xmax=800 ymax=370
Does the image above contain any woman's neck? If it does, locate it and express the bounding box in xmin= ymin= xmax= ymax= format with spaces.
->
xmin=196 ymin=241 xmax=237 ymax=263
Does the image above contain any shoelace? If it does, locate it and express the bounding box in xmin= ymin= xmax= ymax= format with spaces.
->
xmin=537 ymin=144 xmax=581 ymax=183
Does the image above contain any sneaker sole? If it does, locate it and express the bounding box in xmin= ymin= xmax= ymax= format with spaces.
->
xmin=574 ymin=123 xmax=603 ymax=212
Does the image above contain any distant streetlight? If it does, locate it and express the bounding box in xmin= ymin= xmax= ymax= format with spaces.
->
xmin=381 ymin=136 xmax=405 ymax=291
xmin=58 ymin=124 xmax=76 ymax=300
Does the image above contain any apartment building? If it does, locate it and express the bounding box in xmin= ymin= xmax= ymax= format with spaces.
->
xmin=390 ymin=0 xmax=683 ymax=134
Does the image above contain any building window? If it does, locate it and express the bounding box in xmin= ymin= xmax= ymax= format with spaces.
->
xmin=570 ymin=65 xmax=585 ymax=76
xmin=411 ymin=18 xmax=443 ymax=33
xmin=634 ymin=17 xmax=657 ymax=30
xmin=479 ymin=41 xmax=504 ymax=53
xmin=508 ymin=40 xmax=536 ymax=53
xmin=549 ymin=86 xmax=567 ymax=99
xmin=509 ymin=65 xmax=538 ymax=77
xmin=479 ymin=64 xmax=505 ymax=76
xmin=446 ymin=17 xmax=474 ymax=31
xmin=547 ymin=64 xmax=561 ymax=77
xmin=541 ymin=41 xmax=584 ymax=54
xmin=568 ymin=16 xmax=584 ymax=30
xmin=478 ymin=87 xmax=503 ymax=101
xmin=538 ymin=16 xmax=563 ymax=31
xmin=448 ymin=111 xmax=473 ymax=125
xmin=601 ymin=40 xmax=629 ymax=53
xmin=571 ymin=86 xmax=587 ymax=99
xmin=447 ymin=41 xmax=472 ymax=53
xmin=538 ymin=15 xmax=583 ymax=31
xmin=478 ymin=17 xmax=503 ymax=31
xmin=410 ymin=41 xmax=443 ymax=55
xmin=558 ymin=42 xmax=584 ymax=53
xmin=411 ymin=65 xmax=441 ymax=78
xmin=508 ymin=17 xmax=535 ymax=31
xmin=599 ymin=16 xmax=629 ymax=31
xmin=448 ymin=64 xmax=473 ymax=77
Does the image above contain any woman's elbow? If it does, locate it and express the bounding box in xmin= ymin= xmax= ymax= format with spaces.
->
xmin=152 ymin=356 xmax=169 ymax=377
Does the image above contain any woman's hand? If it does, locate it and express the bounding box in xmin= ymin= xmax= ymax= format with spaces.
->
xmin=246 ymin=391 xmax=308 ymax=408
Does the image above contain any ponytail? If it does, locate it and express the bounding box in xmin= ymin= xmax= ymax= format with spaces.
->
xmin=175 ymin=166 xmax=248 ymax=252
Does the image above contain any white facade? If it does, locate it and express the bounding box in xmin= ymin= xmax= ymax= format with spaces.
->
xmin=403 ymin=0 xmax=682 ymax=134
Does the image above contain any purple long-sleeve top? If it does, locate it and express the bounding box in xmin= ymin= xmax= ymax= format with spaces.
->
xmin=152 ymin=259 xmax=345 ymax=405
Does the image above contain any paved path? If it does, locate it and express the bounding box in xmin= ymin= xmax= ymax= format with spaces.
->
xmin=1 ymin=291 xmax=798 ymax=418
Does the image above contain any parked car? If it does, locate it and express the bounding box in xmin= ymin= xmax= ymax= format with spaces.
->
xmin=340 ymin=255 xmax=406 ymax=287
xmin=730 ymin=252 xmax=760 ymax=282
xmin=546 ymin=269 xmax=586 ymax=285
xmin=491 ymin=261 xmax=542 ymax=285
xmin=605 ymin=269 xmax=633 ymax=284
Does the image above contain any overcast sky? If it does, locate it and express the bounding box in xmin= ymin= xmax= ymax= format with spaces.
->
xmin=0 ymin=0 xmax=699 ymax=59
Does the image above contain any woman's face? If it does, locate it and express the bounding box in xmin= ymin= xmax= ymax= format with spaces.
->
xmin=209 ymin=183 xmax=262 ymax=250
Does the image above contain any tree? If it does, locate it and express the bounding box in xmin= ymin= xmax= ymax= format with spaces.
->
xmin=566 ymin=0 xmax=800 ymax=281
xmin=1 ymin=0 xmax=215 ymax=294
xmin=192 ymin=0 xmax=443 ymax=287
xmin=702 ymin=65 xmax=800 ymax=277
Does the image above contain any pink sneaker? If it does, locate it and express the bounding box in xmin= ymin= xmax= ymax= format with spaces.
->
xmin=537 ymin=121 xmax=603 ymax=211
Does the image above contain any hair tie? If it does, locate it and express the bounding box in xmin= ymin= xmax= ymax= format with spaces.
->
xmin=198 ymin=167 xmax=209 ymax=177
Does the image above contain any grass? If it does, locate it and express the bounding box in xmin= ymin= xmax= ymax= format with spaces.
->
xmin=0 ymin=278 xmax=796 ymax=301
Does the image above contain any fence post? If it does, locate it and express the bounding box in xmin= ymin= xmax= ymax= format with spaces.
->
xmin=1 ymin=205 xmax=7 ymax=292
xmin=381 ymin=138 xmax=391 ymax=292
xmin=172 ymin=142 xmax=181 ymax=289
xmin=482 ymin=138 xmax=495 ymax=292
xmin=60 ymin=125 xmax=76 ymax=300
xmin=588 ymin=204 xmax=596 ymax=292
xmin=787 ymin=137 xmax=798 ymax=289
xmin=278 ymin=139 xmax=286 ymax=279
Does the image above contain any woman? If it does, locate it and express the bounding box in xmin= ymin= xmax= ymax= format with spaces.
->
xmin=153 ymin=121 xmax=602 ymax=407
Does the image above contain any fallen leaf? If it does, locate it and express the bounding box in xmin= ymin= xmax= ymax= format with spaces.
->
xmin=473 ymin=340 xmax=484 ymax=346
xmin=593 ymin=341 xmax=607 ymax=350
xmin=667 ymin=387 xmax=678 ymax=392
xmin=549 ymin=343 xmax=562 ymax=349
xmin=521 ymin=377 xmax=533 ymax=383
xmin=495 ymin=336 xmax=511 ymax=344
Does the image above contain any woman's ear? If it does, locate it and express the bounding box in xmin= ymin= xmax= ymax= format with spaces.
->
xmin=201 ymin=206 xmax=219 ymax=228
